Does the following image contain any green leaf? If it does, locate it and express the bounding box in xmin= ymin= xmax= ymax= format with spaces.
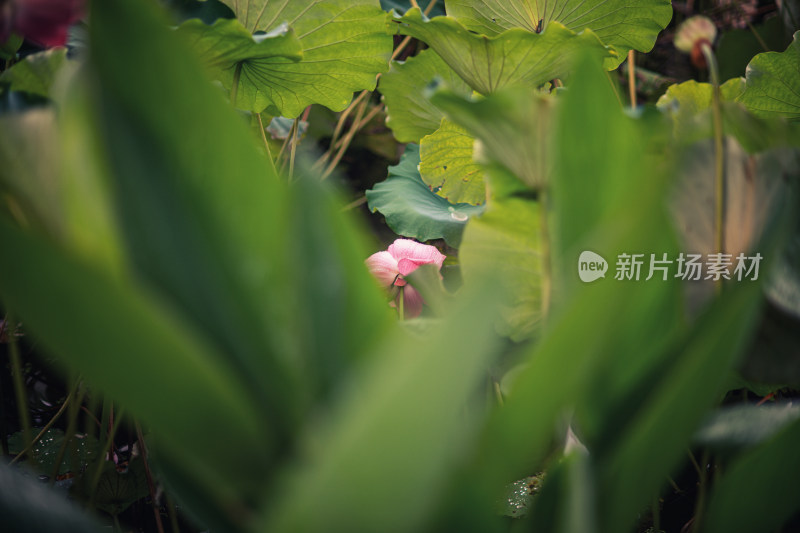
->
xmin=0 ymin=109 xmax=63 ymax=235
xmin=459 ymin=193 xmax=542 ymax=341
xmin=658 ymin=89 xmax=800 ymax=154
xmin=389 ymin=8 xmax=614 ymax=95
xmin=597 ymin=281 xmax=765 ymax=533
xmin=767 ymin=218 xmax=800 ymax=320
xmin=176 ymin=17 xmax=304 ymax=109
xmin=694 ymin=404 xmax=800 ymax=452
xmin=701 ymin=416 xmax=800 ymax=533
xmin=738 ymin=31 xmax=800 ymax=121
xmin=0 ymin=48 xmax=70 ymax=97
xmin=445 ymin=0 xmax=672 ymax=67
xmin=260 ymin=284 xmax=502 ymax=533
xmin=657 ymin=78 xmax=745 ymax=115
xmin=670 ymin=139 xmax=799 ymax=314
xmin=365 ymin=144 xmax=484 ymax=247
xmin=88 ymin=0 xmax=302 ymax=446
xmin=0 ymin=33 xmax=23 ymax=60
xmin=218 ymin=0 xmax=393 ymax=116
xmin=379 ymin=48 xmax=471 ymax=143
xmin=473 ymin=51 xmax=681 ymax=513
xmin=74 ymin=459 xmax=150 ymax=516
xmin=0 ymin=463 xmax=104 ymax=533
xmin=431 ymin=87 xmax=555 ymax=190
xmin=8 ymin=429 xmax=100 ymax=476
xmin=0 ymin=217 xmax=268 ymax=527
xmin=88 ymin=0 xmax=392 ymax=437
xmin=419 ymin=118 xmax=485 ymax=204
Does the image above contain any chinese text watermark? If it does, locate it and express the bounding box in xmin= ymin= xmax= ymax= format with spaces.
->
xmin=578 ymin=251 xmax=762 ymax=283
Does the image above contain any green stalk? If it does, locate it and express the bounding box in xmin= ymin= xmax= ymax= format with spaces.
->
xmin=166 ymin=493 xmax=181 ymax=533
xmin=701 ymin=42 xmax=725 ymax=293
xmin=50 ymin=381 xmax=85 ymax=485
xmin=8 ymin=314 xmax=32 ymax=450
xmin=88 ymin=408 xmax=125 ymax=509
xmin=627 ymin=50 xmax=637 ymax=108
xmin=539 ymin=190 xmax=552 ymax=320
xmin=256 ymin=113 xmax=279 ymax=178
xmin=136 ymin=422 xmax=166 ymax=533
xmin=398 ymin=286 xmax=405 ymax=321
xmin=693 ymin=449 xmax=711 ymax=530
xmin=10 ymin=384 xmax=75 ymax=465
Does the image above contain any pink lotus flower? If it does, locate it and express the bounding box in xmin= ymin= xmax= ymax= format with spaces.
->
xmin=1 ymin=0 xmax=84 ymax=48
xmin=366 ymin=239 xmax=445 ymax=319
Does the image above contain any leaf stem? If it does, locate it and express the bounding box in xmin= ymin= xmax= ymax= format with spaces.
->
xmin=88 ymin=407 xmax=125 ymax=509
xmin=136 ymin=422 xmax=166 ymax=533
xmin=701 ymin=42 xmax=725 ymax=293
xmin=50 ymin=379 xmax=85 ymax=485
xmin=166 ymin=493 xmax=181 ymax=533
xmin=10 ymin=385 xmax=75 ymax=465
xmin=398 ymin=286 xmax=405 ymax=321
xmin=627 ymin=50 xmax=637 ymax=108
xmin=8 ymin=314 xmax=32 ymax=451
xmin=322 ymin=95 xmax=368 ymax=179
xmin=256 ymin=113 xmax=279 ymax=178
xmin=539 ymin=190 xmax=552 ymax=320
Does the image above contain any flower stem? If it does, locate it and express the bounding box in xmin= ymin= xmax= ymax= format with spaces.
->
xmin=88 ymin=407 xmax=125 ymax=509
xmin=627 ymin=50 xmax=637 ymax=108
xmin=50 ymin=379 xmax=85 ymax=485
xmin=256 ymin=113 xmax=278 ymax=178
xmin=701 ymin=42 xmax=725 ymax=293
xmin=137 ymin=422 xmax=166 ymax=533
xmin=8 ymin=314 xmax=32 ymax=451
xmin=10 ymin=384 xmax=75 ymax=465
xmin=540 ymin=190 xmax=552 ymax=320
xmin=398 ymin=286 xmax=405 ymax=321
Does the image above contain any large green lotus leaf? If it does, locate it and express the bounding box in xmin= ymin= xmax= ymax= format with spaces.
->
xmin=419 ymin=118 xmax=485 ymax=204
xmin=176 ymin=17 xmax=303 ymax=110
xmin=366 ymin=144 xmax=484 ymax=246
xmin=670 ymin=138 xmax=798 ymax=315
xmin=389 ymin=8 xmax=614 ymax=95
xmin=0 ymin=48 xmax=70 ymax=97
xmin=445 ymin=0 xmax=672 ymax=67
xmin=379 ymin=48 xmax=470 ymax=143
xmin=459 ymin=191 xmax=542 ymax=340
xmin=657 ymin=78 xmax=745 ymax=115
xmin=431 ymin=87 xmax=554 ymax=190
xmin=219 ymin=0 xmax=392 ymax=117
xmin=8 ymin=428 xmax=100 ymax=476
xmin=658 ymin=93 xmax=800 ymax=155
xmin=738 ymin=31 xmax=800 ymax=121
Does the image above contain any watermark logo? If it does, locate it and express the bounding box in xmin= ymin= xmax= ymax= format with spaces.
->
xmin=578 ymin=251 xmax=763 ymax=283
xmin=578 ymin=251 xmax=608 ymax=283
